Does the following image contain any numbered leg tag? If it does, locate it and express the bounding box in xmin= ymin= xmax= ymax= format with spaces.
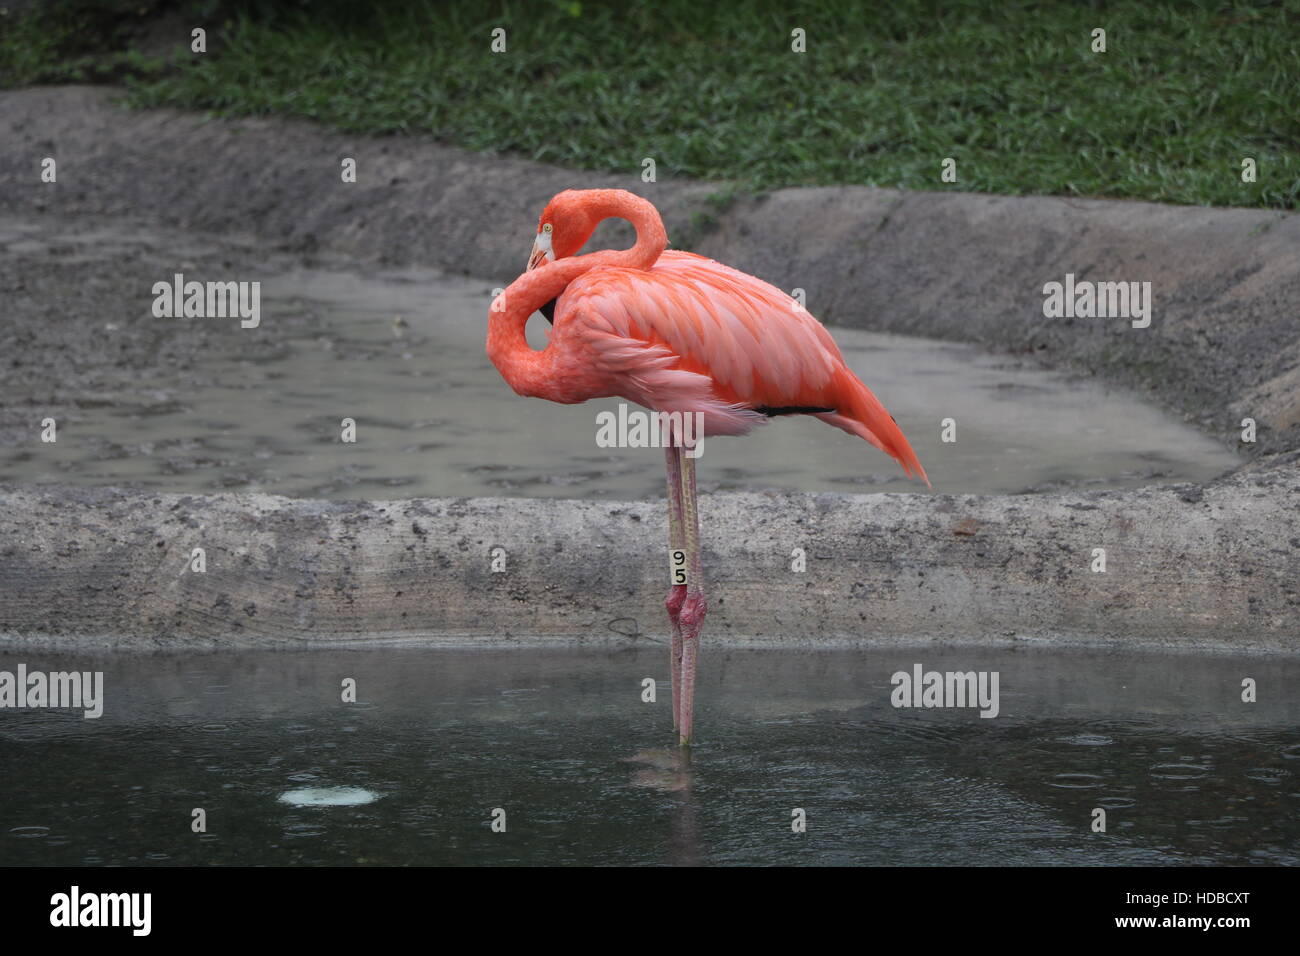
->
xmin=670 ymin=549 xmax=688 ymax=586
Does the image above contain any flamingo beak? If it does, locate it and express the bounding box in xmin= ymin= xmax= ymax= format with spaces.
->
xmin=527 ymin=230 xmax=554 ymax=272
xmin=527 ymin=240 xmax=548 ymax=272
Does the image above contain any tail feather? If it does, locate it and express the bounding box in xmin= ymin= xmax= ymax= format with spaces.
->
xmin=816 ymin=371 xmax=930 ymax=487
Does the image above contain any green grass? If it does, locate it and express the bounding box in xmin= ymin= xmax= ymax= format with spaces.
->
xmin=5 ymin=0 xmax=1299 ymax=208
xmin=0 ymin=0 xmax=173 ymax=86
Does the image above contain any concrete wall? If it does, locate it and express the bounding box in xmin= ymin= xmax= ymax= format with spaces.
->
xmin=1 ymin=472 xmax=1295 ymax=652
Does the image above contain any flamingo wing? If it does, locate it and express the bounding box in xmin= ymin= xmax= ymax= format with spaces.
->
xmin=552 ymin=251 xmax=928 ymax=483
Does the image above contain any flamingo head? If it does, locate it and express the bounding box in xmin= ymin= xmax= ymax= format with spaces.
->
xmin=527 ymin=190 xmax=601 ymax=271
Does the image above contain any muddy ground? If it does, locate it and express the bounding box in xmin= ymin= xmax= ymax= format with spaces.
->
xmin=0 ymin=216 xmax=390 ymax=460
xmin=0 ymin=86 xmax=1296 ymax=650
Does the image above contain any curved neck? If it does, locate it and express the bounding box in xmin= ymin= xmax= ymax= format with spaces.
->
xmin=488 ymin=192 xmax=667 ymax=397
xmin=582 ymin=189 xmax=668 ymax=271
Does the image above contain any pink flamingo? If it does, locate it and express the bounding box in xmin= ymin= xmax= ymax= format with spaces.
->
xmin=489 ymin=189 xmax=927 ymax=745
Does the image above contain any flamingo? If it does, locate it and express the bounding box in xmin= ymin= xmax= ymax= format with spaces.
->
xmin=488 ymin=188 xmax=927 ymax=746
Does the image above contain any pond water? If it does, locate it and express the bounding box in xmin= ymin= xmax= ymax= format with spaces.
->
xmin=1 ymin=647 xmax=1294 ymax=866
xmin=0 ymin=224 xmax=1238 ymax=498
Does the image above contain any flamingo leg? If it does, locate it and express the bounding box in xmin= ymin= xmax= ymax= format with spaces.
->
xmin=664 ymin=444 xmax=687 ymax=731
xmin=677 ymin=445 xmax=706 ymax=747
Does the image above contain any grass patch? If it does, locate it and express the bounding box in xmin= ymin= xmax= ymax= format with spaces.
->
xmin=0 ymin=0 xmax=179 ymax=86
xmin=5 ymin=0 xmax=1299 ymax=208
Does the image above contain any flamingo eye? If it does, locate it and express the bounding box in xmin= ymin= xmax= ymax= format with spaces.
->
xmin=542 ymin=223 xmax=553 ymax=235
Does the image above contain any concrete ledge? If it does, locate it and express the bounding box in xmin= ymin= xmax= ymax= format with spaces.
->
xmin=2 ymin=473 xmax=1296 ymax=652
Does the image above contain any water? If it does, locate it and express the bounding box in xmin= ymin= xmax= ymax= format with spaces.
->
xmin=0 ymin=219 xmax=1237 ymax=498
xmin=1 ymin=647 xmax=1294 ymax=866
